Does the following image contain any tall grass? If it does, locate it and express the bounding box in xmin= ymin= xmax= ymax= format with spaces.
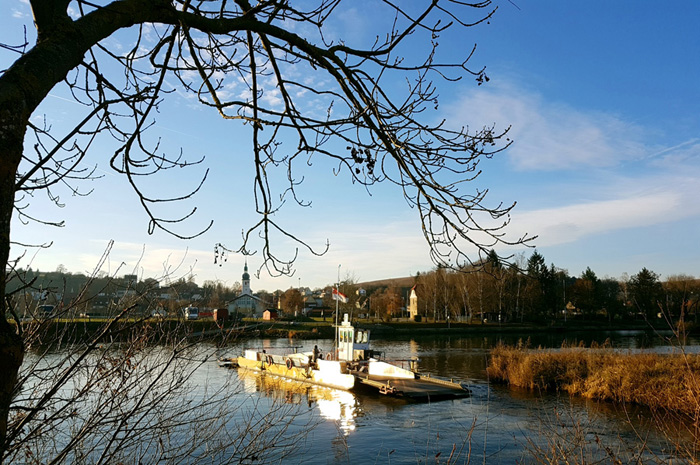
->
xmin=490 ymin=342 xmax=700 ymax=463
xmin=487 ymin=342 xmax=700 ymax=414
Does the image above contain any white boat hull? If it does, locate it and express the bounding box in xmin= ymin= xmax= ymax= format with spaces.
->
xmin=237 ymin=351 xmax=355 ymax=391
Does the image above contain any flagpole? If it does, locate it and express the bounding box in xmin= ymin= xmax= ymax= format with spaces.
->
xmin=334 ymin=264 xmax=340 ymax=357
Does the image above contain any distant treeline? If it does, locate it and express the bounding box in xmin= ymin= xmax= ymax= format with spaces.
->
xmin=7 ymin=249 xmax=700 ymax=325
xmin=409 ymin=250 xmax=699 ymax=324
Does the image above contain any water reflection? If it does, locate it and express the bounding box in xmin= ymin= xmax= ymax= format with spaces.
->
xmin=221 ymin=330 xmax=699 ymax=464
xmin=237 ymin=368 xmax=358 ymax=434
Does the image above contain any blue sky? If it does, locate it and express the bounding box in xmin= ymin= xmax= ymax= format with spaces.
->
xmin=4 ymin=1 xmax=700 ymax=291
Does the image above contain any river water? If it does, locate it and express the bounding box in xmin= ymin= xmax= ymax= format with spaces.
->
xmin=198 ymin=329 xmax=698 ymax=465
xmin=18 ymin=329 xmax=696 ymax=464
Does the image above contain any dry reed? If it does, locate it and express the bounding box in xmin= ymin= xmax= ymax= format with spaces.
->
xmin=487 ymin=343 xmax=700 ymax=414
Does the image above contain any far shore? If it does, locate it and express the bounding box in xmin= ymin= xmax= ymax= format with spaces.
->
xmin=16 ymin=316 xmax=690 ymax=345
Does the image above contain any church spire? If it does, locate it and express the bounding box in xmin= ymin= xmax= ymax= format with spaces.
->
xmin=241 ymin=261 xmax=251 ymax=295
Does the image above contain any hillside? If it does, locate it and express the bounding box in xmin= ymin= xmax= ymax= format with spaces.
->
xmin=357 ymin=276 xmax=415 ymax=289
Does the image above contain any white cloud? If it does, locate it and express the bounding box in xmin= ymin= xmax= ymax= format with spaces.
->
xmin=649 ymin=138 xmax=700 ymax=168
xmin=76 ymin=241 xmax=210 ymax=283
xmin=440 ymin=78 xmax=700 ymax=252
xmin=242 ymin=216 xmax=433 ymax=288
xmin=509 ymin=185 xmax=698 ymax=248
xmin=445 ymin=82 xmax=649 ymax=171
xmin=59 ymin=218 xmax=430 ymax=290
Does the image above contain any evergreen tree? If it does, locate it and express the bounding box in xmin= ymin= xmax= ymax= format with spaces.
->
xmin=629 ymin=268 xmax=664 ymax=320
xmin=524 ymin=251 xmax=556 ymax=318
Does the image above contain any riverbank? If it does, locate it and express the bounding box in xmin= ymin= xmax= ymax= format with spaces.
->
xmin=487 ymin=343 xmax=700 ymax=414
xmin=17 ymin=316 xmax=683 ymax=344
xmin=259 ymin=318 xmax=684 ymax=340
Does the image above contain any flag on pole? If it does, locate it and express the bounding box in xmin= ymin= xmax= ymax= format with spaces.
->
xmin=332 ymin=288 xmax=348 ymax=303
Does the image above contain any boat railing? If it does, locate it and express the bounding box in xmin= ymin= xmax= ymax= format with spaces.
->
xmin=244 ymin=345 xmax=305 ymax=353
xmin=259 ymin=351 xmax=313 ymax=367
xmin=383 ymin=357 xmax=420 ymax=371
xmin=416 ymin=372 xmax=468 ymax=390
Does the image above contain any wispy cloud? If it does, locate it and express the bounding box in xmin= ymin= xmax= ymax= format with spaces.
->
xmin=509 ymin=191 xmax=683 ymax=247
xmin=78 ymin=241 xmax=210 ymax=283
xmin=648 ymin=138 xmax=700 ymax=168
xmin=442 ymin=79 xmax=700 ymax=250
xmin=445 ymin=81 xmax=649 ymax=171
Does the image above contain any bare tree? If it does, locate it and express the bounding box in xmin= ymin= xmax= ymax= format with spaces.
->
xmin=370 ymin=286 xmax=402 ymax=321
xmin=281 ymin=287 xmax=303 ymax=315
xmin=663 ymin=274 xmax=700 ymax=321
xmin=1 ymin=0 xmax=534 ymax=457
xmin=4 ymin=246 xmax=313 ymax=464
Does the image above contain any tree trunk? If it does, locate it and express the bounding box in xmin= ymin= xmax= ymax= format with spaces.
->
xmin=0 ymin=106 xmax=27 ymax=463
xmin=0 ymin=325 xmax=23 ymax=463
xmin=0 ymin=6 xmax=135 ymax=456
xmin=0 ymin=36 xmax=60 ymax=460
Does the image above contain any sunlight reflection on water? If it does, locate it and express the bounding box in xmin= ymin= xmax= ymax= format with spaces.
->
xmin=206 ymin=330 xmax=697 ymax=464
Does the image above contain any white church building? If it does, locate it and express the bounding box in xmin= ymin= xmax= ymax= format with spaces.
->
xmin=227 ymin=262 xmax=266 ymax=318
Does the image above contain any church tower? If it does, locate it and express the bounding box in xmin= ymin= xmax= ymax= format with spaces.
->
xmin=241 ymin=261 xmax=252 ymax=295
xmin=408 ymin=285 xmax=419 ymax=320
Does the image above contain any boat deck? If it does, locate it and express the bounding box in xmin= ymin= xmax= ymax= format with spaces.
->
xmin=220 ymin=357 xmax=470 ymax=401
xmin=352 ymin=372 xmax=469 ymax=401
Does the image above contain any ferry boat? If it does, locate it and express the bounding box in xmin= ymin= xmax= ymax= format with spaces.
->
xmin=234 ymin=346 xmax=356 ymax=390
xmin=225 ymin=314 xmax=469 ymax=400
xmin=232 ymin=314 xmax=409 ymax=390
